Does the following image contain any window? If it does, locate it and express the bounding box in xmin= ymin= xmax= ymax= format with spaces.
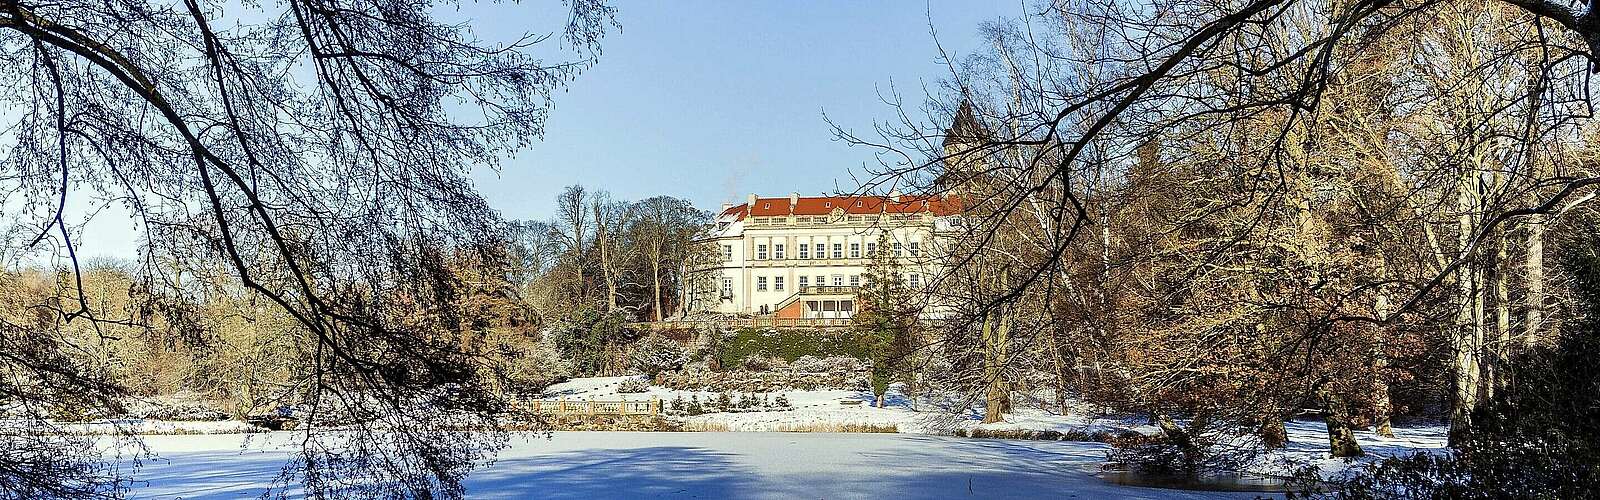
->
xmin=849 ymin=274 xmax=860 ymax=287
xmin=722 ymin=245 xmax=733 ymax=260
xmin=893 ymin=242 xmax=903 ymax=257
xmin=850 ymin=243 xmax=861 ymax=258
xmin=866 ymin=242 xmax=877 ymax=255
xmin=832 ymin=243 xmax=843 ymax=259
xmin=908 ymin=273 xmax=920 ymax=288
xmin=757 ymin=276 xmax=768 ymax=292
xmin=774 ymin=243 xmax=785 ymax=260
xmin=798 ymin=243 xmax=809 ymax=259
xmin=721 ymin=277 xmax=732 ymax=297
xmin=909 ymin=241 xmax=920 ymax=257
xmin=775 ymin=276 xmax=785 ymax=292
xmin=756 ymin=244 xmax=768 ymax=260
xmin=832 ymin=275 xmax=845 ymax=286
xmin=815 ymin=275 xmax=825 ymax=286
xmin=799 ymin=276 xmax=809 ymax=288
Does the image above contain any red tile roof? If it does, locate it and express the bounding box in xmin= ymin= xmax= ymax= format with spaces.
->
xmin=719 ymin=195 xmax=961 ymax=221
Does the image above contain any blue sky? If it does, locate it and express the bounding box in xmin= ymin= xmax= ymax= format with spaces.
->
xmin=468 ymin=1 xmax=1021 ymax=220
xmin=55 ymin=1 xmax=1022 ymax=262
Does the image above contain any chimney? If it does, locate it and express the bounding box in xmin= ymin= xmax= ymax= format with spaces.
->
xmin=789 ymin=193 xmax=799 ymax=212
xmin=889 ymin=189 xmax=902 ymax=203
xmin=747 ymin=193 xmax=758 ymax=208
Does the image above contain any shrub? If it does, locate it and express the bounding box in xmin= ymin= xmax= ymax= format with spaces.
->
xmin=549 ymin=307 xmax=639 ymax=376
xmin=1104 ymin=415 xmax=1253 ymax=479
xmin=502 ymin=339 xmax=572 ymax=394
xmin=738 ymin=354 xmax=787 ymax=372
xmin=790 ymin=355 xmax=865 ymax=374
xmin=616 ymin=377 xmax=650 ymax=394
xmin=628 ymin=334 xmax=687 ymax=376
xmin=713 ymin=328 xmax=870 ymax=370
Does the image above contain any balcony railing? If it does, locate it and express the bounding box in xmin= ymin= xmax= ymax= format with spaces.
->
xmin=633 ymin=317 xmax=853 ymax=330
xmin=797 ymin=285 xmax=857 ymax=295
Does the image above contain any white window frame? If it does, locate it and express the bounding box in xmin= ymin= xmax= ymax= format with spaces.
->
xmin=850 ymin=242 xmax=861 ymax=258
xmin=832 ymin=243 xmax=843 ymax=259
xmin=756 ymin=276 xmax=768 ymax=292
xmin=798 ymin=243 xmax=809 ymax=259
xmin=774 ymin=243 xmax=785 ymax=260
xmin=756 ymin=244 xmax=768 ymax=260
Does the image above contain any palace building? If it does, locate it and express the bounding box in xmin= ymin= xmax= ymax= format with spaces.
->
xmin=684 ymin=190 xmax=961 ymax=320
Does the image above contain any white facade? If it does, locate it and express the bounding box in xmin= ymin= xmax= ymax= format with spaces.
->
xmin=685 ymin=193 xmax=956 ymax=319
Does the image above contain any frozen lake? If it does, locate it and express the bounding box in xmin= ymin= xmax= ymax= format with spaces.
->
xmin=126 ymin=431 xmax=1260 ymax=499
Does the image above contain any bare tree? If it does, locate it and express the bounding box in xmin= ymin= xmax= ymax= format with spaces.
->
xmin=556 ymin=185 xmax=593 ymax=302
xmin=838 ymin=0 xmax=1600 ymax=458
xmin=591 ymin=190 xmax=629 ymax=313
xmin=631 ymin=196 xmax=709 ymax=321
xmin=0 ymin=0 xmax=614 ymax=497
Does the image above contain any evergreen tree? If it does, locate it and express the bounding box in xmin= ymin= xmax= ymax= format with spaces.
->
xmin=854 ymin=233 xmax=917 ymax=407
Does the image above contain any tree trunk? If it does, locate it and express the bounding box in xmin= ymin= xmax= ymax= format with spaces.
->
xmin=1373 ymin=350 xmax=1395 ymax=438
xmin=1450 ymin=169 xmax=1482 ymax=446
xmin=1487 ymin=231 xmax=1511 ymax=396
xmin=595 ymin=203 xmax=619 ymax=312
xmin=1156 ymin=414 xmax=1206 ymax=470
xmin=1156 ymin=414 xmax=1190 ymax=447
xmin=1372 ymin=289 xmax=1395 ymax=438
xmin=982 ymin=313 xmax=1012 ymax=424
xmin=1524 ymin=211 xmax=1544 ymax=347
xmin=1046 ymin=325 xmax=1070 ymax=415
xmin=652 ymin=245 xmax=665 ymax=321
xmin=1259 ymin=418 xmax=1287 ymax=449
xmin=1319 ymin=389 xmax=1365 ymax=458
xmin=1325 ymin=413 xmax=1365 ymax=458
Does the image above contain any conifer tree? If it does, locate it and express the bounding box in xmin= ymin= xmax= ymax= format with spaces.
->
xmin=854 ymin=233 xmax=917 ymax=407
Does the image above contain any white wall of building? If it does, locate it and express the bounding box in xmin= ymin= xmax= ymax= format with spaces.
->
xmin=689 ymin=207 xmax=946 ymax=317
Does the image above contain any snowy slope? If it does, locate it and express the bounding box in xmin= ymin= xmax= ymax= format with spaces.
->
xmin=539 ymin=376 xmax=1159 ymax=436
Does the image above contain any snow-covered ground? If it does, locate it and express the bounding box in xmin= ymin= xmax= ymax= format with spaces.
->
xmin=536 ymin=376 xmax=1450 ymax=479
xmin=126 ymin=431 xmax=1261 ymax=499
xmin=538 ymin=375 xmax=1161 ymax=435
xmin=57 ymin=419 xmax=265 ymax=435
xmin=99 ymin=376 xmax=1447 ymax=498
